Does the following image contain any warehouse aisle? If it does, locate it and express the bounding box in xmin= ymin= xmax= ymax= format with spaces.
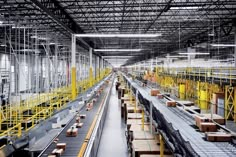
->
xmin=97 ymin=79 xmax=128 ymax=157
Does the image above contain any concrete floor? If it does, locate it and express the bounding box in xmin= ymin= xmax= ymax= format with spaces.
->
xmin=97 ymin=79 xmax=128 ymax=157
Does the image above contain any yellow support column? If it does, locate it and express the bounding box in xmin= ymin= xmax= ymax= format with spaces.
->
xmin=89 ymin=48 xmax=93 ymax=87
xmin=179 ymin=84 xmax=185 ymax=99
xmin=89 ymin=67 xmax=93 ymax=87
xmin=18 ymin=123 xmax=22 ymax=137
xmin=71 ymin=67 xmax=77 ymax=100
xmin=71 ymin=34 xmax=77 ymax=100
xmin=199 ymin=90 xmax=208 ymax=110
xmin=225 ymin=86 xmax=235 ymax=120
xmin=160 ymin=134 xmax=164 ymax=157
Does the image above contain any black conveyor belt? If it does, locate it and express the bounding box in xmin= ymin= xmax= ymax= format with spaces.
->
xmin=39 ymin=82 xmax=111 ymax=157
xmin=123 ymin=74 xmax=236 ymax=157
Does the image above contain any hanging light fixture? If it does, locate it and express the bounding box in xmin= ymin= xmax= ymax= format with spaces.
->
xmin=75 ymin=34 xmax=161 ymax=38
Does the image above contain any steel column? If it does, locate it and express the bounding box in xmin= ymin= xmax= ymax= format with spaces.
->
xmin=89 ymin=48 xmax=93 ymax=87
xmin=71 ymin=34 xmax=77 ymax=100
xmin=54 ymin=41 xmax=58 ymax=89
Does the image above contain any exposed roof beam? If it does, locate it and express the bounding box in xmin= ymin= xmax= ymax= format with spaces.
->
xmin=30 ymin=0 xmax=94 ymax=49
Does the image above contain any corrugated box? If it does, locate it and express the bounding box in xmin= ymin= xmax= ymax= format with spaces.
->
xmin=51 ymin=149 xmax=63 ymax=156
xmin=195 ymin=115 xmax=209 ymax=128
xmin=66 ymin=127 xmax=78 ymax=137
xmin=156 ymin=94 xmax=163 ymax=99
xmin=199 ymin=122 xmax=217 ymax=132
xmin=206 ymin=132 xmax=232 ymax=142
xmin=166 ymin=101 xmax=176 ymax=107
xmin=203 ymin=114 xmax=225 ymax=125
xmin=150 ymin=89 xmax=160 ymax=96
xmin=80 ymin=114 xmax=86 ymax=119
xmin=56 ymin=143 xmax=66 ymax=151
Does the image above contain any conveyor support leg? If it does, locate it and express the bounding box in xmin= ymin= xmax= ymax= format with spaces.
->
xmin=160 ymin=134 xmax=164 ymax=157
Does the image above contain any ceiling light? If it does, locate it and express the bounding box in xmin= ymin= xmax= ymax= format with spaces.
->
xmin=15 ymin=49 xmax=35 ymax=52
xmin=0 ymin=44 xmax=6 ymax=47
xmin=94 ymin=49 xmax=142 ymax=52
xmin=178 ymin=52 xmax=209 ymax=55
xmin=38 ymin=37 xmax=50 ymax=40
xmin=211 ymin=44 xmax=236 ymax=47
xmin=166 ymin=55 xmax=188 ymax=58
xmin=12 ymin=26 xmax=31 ymax=29
xmin=0 ymin=21 xmax=3 ymax=25
xmin=31 ymin=35 xmax=38 ymax=39
xmin=75 ymin=33 xmax=161 ymax=38
xmin=170 ymin=6 xmax=199 ymax=10
xmin=208 ymin=33 xmax=214 ymax=36
xmin=104 ymin=58 xmax=129 ymax=60
xmin=102 ymin=56 xmax=134 ymax=58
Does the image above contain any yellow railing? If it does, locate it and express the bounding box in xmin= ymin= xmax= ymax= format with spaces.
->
xmin=0 ymin=68 xmax=112 ymax=138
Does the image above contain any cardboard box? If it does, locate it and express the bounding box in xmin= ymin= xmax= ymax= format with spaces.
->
xmin=166 ymin=101 xmax=176 ymax=107
xmin=77 ymin=123 xmax=83 ymax=128
xmin=206 ymin=132 xmax=232 ymax=142
xmin=150 ymin=89 xmax=160 ymax=96
xmin=156 ymin=94 xmax=163 ymax=99
xmin=195 ymin=115 xmax=209 ymax=128
xmin=73 ymin=122 xmax=83 ymax=128
xmin=56 ymin=143 xmax=66 ymax=151
xmin=132 ymin=140 xmax=171 ymax=157
xmin=51 ymin=149 xmax=63 ymax=156
xmin=199 ymin=122 xmax=217 ymax=132
xmin=80 ymin=114 xmax=86 ymax=119
xmin=66 ymin=127 xmax=78 ymax=137
xmin=202 ymin=114 xmax=225 ymax=125
xmin=76 ymin=117 xmax=80 ymax=123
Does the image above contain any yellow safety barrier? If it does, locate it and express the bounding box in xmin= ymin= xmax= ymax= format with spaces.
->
xmin=0 ymin=68 xmax=112 ymax=138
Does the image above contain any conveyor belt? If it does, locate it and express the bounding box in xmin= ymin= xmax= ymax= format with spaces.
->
xmin=39 ymin=80 xmax=112 ymax=157
xmin=123 ymin=74 xmax=236 ymax=157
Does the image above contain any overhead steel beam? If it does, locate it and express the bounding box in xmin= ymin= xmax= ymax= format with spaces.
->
xmin=30 ymin=0 xmax=94 ymax=49
xmin=144 ymin=0 xmax=173 ymax=33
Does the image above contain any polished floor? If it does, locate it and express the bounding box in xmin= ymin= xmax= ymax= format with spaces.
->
xmin=97 ymin=79 xmax=128 ymax=157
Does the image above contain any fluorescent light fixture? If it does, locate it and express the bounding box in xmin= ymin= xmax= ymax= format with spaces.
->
xmin=178 ymin=52 xmax=209 ymax=55
xmin=30 ymin=36 xmax=49 ymax=40
xmin=12 ymin=26 xmax=31 ymax=29
xmin=15 ymin=49 xmax=35 ymax=52
xmin=102 ymin=56 xmax=134 ymax=58
xmin=0 ymin=44 xmax=6 ymax=47
xmin=104 ymin=58 xmax=129 ymax=60
xmin=75 ymin=33 xmax=161 ymax=38
xmin=31 ymin=35 xmax=38 ymax=39
xmin=166 ymin=55 xmax=188 ymax=58
xmin=170 ymin=6 xmax=199 ymax=10
xmin=211 ymin=44 xmax=236 ymax=47
xmin=0 ymin=21 xmax=3 ymax=25
xmin=38 ymin=37 xmax=50 ymax=40
xmin=94 ymin=49 xmax=142 ymax=52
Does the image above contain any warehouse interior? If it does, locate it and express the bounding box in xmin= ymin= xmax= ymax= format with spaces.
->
xmin=1 ymin=0 xmax=236 ymax=157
